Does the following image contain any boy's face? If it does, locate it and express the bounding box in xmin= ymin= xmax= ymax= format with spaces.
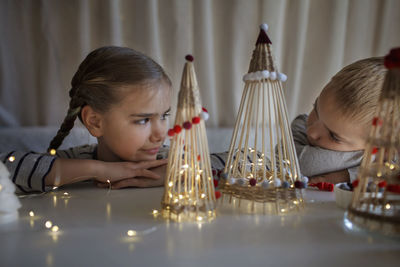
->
xmin=306 ymin=90 xmax=367 ymax=151
xmin=97 ymin=81 xmax=172 ymax=162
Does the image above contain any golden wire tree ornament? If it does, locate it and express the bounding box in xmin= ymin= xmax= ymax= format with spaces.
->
xmin=220 ymin=24 xmax=305 ymax=214
xmin=161 ymin=55 xmax=216 ymax=222
xmin=347 ymin=48 xmax=400 ymax=235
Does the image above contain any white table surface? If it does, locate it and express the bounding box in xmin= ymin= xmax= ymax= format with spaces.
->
xmin=1 ymin=183 xmax=399 ymax=267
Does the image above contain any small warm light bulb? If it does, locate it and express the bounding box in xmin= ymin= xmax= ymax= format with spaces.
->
xmin=63 ymin=192 xmax=69 ymax=196
xmin=0 ymin=184 xmax=2 ymax=191
xmin=29 ymin=211 xmax=35 ymax=217
xmin=49 ymin=149 xmax=56 ymax=155
xmin=168 ymin=182 xmax=173 ymax=187
xmin=201 ymin=193 xmax=206 ymax=198
xmin=182 ymin=164 xmax=189 ymax=169
xmin=127 ymin=230 xmax=137 ymax=237
xmin=389 ymin=164 xmax=395 ymax=170
xmin=51 ymin=225 xmax=59 ymax=232
xmin=152 ymin=209 xmax=158 ymax=215
xmin=8 ymin=156 xmax=15 ymax=162
xmin=178 ymin=194 xmax=183 ymax=199
xmin=293 ymin=200 xmax=299 ymax=205
xmin=377 ymin=172 xmax=382 ymax=177
xmin=280 ymin=209 xmax=286 ymax=213
xmin=52 ymin=186 xmax=58 ymax=190
xmin=197 ymin=216 xmax=203 ymax=221
xmin=385 ymin=203 xmax=391 ymax=210
xmin=45 ymin=221 xmax=53 ymax=228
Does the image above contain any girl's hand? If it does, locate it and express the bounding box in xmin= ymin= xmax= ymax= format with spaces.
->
xmin=95 ymin=159 xmax=168 ymax=189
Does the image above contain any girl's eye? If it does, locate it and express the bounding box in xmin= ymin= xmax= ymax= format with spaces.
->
xmin=161 ymin=112 xmax=171 ymax=120
xmin=134 ymin=118 xmax=150 ymax=125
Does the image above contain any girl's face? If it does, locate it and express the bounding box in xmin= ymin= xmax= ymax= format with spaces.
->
xmin=97 ymin=81 xmax=172 ymax=162
xmin=306 ymin=90 xmax=367 ymax=152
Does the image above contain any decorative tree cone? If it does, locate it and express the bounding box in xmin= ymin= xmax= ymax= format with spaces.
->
xmin=161 ymin=55 xmax=216 ymax=222
xmin=219 ymin=24 xmax=305 ymax=214
xmin=346 ymin=48 xmax=400 ymax=235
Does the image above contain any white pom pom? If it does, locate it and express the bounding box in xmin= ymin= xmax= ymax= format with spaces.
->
xmin=261 ymin=70 xmax=270 ymax=79
xmin=243 ymin=73 xmax=251 ymax=82
xmin=274 ymin=178 xmax=282 ymax=187
xmin=228 ymin=178 xmax=236 ymax=185
xmin=301 ymin=176 xmax=309 ymax=184
xmin=277 ymin=72 xmax=287 ymax=82
xmin=270 ymin=72 xmax=277 ymax=80
xmin=261 ymin=180 xmax=270 ymax=189
xmin=255 ymin=71 xmax=263 ymax=81
xmin=260 ymin=23 xmax=269 ymax=32
xmin=249 ymin=72 xmax=258 ymax=81
xmin=200 ymin=111 xmax=209 ymax=121
xmin=237 ymin=178 xmax=246 ymax=186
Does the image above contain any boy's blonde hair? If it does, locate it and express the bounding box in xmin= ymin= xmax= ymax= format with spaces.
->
xmin=322 ymin=57 xmax=386 ymax=124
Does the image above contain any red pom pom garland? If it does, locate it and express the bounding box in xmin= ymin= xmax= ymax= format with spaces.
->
xmin=167 ymin=107 xmax=209 ymax=138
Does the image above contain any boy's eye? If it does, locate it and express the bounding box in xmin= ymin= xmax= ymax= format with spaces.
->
xmin=134 ymin=118 xmax=150 ymax=125
xmin=329 ymin=132 xmax=341 ymax=143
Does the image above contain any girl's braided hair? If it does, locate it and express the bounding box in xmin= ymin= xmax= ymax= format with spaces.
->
xmin=48 ymin=46 xmax=171 ymax=152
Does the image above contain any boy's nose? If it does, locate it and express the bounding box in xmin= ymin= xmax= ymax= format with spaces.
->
xmin=307 ymin=122 xmax=322 ymax=144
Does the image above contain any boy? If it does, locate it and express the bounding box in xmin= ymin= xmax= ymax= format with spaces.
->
xmin=292 ymin=57 xmax=386 ymax=184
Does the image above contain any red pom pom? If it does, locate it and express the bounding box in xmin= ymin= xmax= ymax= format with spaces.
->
xmin=294 ymin=180 xmax=303 ymax=189
xmin=372 ymin=117 xmax=382 ymax=126
xmin=197 ymin=155 xmax=201 ymax=161
xmin=249 ymin=178 xmax=257 ymax=186
xmin=386 ymin=184 xmax=400 ymax=194
xmin=173 ymin=125 xmax=182 ymax=134
xmin=185 ymin=54 xmax=194 ymax=62
xmin=213 ymin=179 xmax=219 ymax=187
xmin=215 ymin=191 xmax=222 ymax=199
xmin=384 ymin=48 xmax=400 ymax=69
xmin=192 ymin=116 xmax=201 ymax=124
xmin=326 ymin=183 xmax=334 ymax=192
xmin=202 ymin=107 xmax=208 ymax=113
xmin=352 ymin=179 xmax=359 ymax=188
xmin=167 ymin=129 xmax=175 ymax=137
xmin=371 ymin=147 xmax=378 ymax=154
xmin=378 ymin=181 xmax=387 ymax=188
xmin=183 ymin=121 xmax=192 ymax=130
xmin=212 ymin=169 xmax=217 ymax=176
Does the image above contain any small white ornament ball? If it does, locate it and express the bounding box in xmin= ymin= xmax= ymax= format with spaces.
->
xmin=274 ymin=178 xmax=282 ymax=187
xmin=277 ymin=72 xmax=287 ymax=82
xmin=270 ymin=72 xmax=277 ymax=80
xmin=260 ymin=23 xmax=269 ymax=32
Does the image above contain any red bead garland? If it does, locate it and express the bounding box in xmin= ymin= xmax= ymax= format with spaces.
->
xmin=192 ymin=116 xmax=201 ymax=124
xmin=173 ymin=125 xmax=182 ymax=134
xmin=378 ymin=180 xmax=387 ymax=188
xmin=167 ymin=107 xmax=209 ymax=137
xmin=167 ymin=129 xmax=175 ymax=137
xmin=371 ymin=147 xmax=378 ymax=155
xmin=215 ymin=191 xmax=222 ymax=199
xmin=249 ymin=178 xmax=257 ymax=186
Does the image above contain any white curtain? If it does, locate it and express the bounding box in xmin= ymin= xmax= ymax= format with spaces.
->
xmin=1 ymin=0 xmax=399 ymax=127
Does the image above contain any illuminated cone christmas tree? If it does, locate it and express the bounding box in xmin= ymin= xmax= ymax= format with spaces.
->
xmin=347 ymin=48 xmax=400 ymax=235
xmin=161 ymin=55 xmax=216 ymax=222
xmin=220 ymin=24 xmax=305 ymax=214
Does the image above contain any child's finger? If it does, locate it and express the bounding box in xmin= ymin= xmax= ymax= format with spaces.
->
xmin=132 ymin=169 xmax=161 ymax=180
xmin=133 ymin=159 xmax=168 ymax=169
xmin=111 ymin=178 xmax=155 ymax=189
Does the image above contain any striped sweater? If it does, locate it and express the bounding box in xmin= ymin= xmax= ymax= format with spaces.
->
xmin=0 ymin=144 xmax=229 ymax=194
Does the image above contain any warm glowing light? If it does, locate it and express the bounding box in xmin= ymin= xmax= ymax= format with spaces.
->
xmin=201 ymin=193 xmax=206 ymax=198
xmin=385 ymin=203 xmax=391 ymax=209
xmin=29 ymin=211 xmax=35 ymax=217
xmin=293 ymin=200 xmax=299 ymax=205
xmin=168 ymin=182 xmax=173 ymax=187
xmin=127 ymin=230 xmax=137 ymax=237
xmin=197 ymin=216 xmax=203 ymax=221
xmin=152 ymin=209 xmax=159 ymax=215
xmin=52 ymin=186 xmax=58 ymax=190
xmin=389 ymin=164 xmax=395 ymax=170
xmin=106 ymin=179 xmax=111 ymax=183
xmin=45 ymin=221 xmax=53 ymax=228
xmin=0 ymin=184 xmax=2 ymax=191
xmin=51 ymin=225 xmax=59 ymax=232
xmin=8 ymin=156 xmax=15 ymax=162
xmin=63 ymin=192 xmax=69 ymax=196
xmin=280 ymin=209 xmax=286 ymax=213
xmin=49 ymin=149 xmax=56 ymax=155
xmin=182 ymin=164 xmax=189 ymax=169
xmin=179 ymin=194 xmax=183 ymax=199
xmin=377 ymin=172 xmax=382 ymax=177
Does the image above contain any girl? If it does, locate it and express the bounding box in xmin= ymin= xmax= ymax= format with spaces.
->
xmin=1 ymin=46 xmax=173 ymax=193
